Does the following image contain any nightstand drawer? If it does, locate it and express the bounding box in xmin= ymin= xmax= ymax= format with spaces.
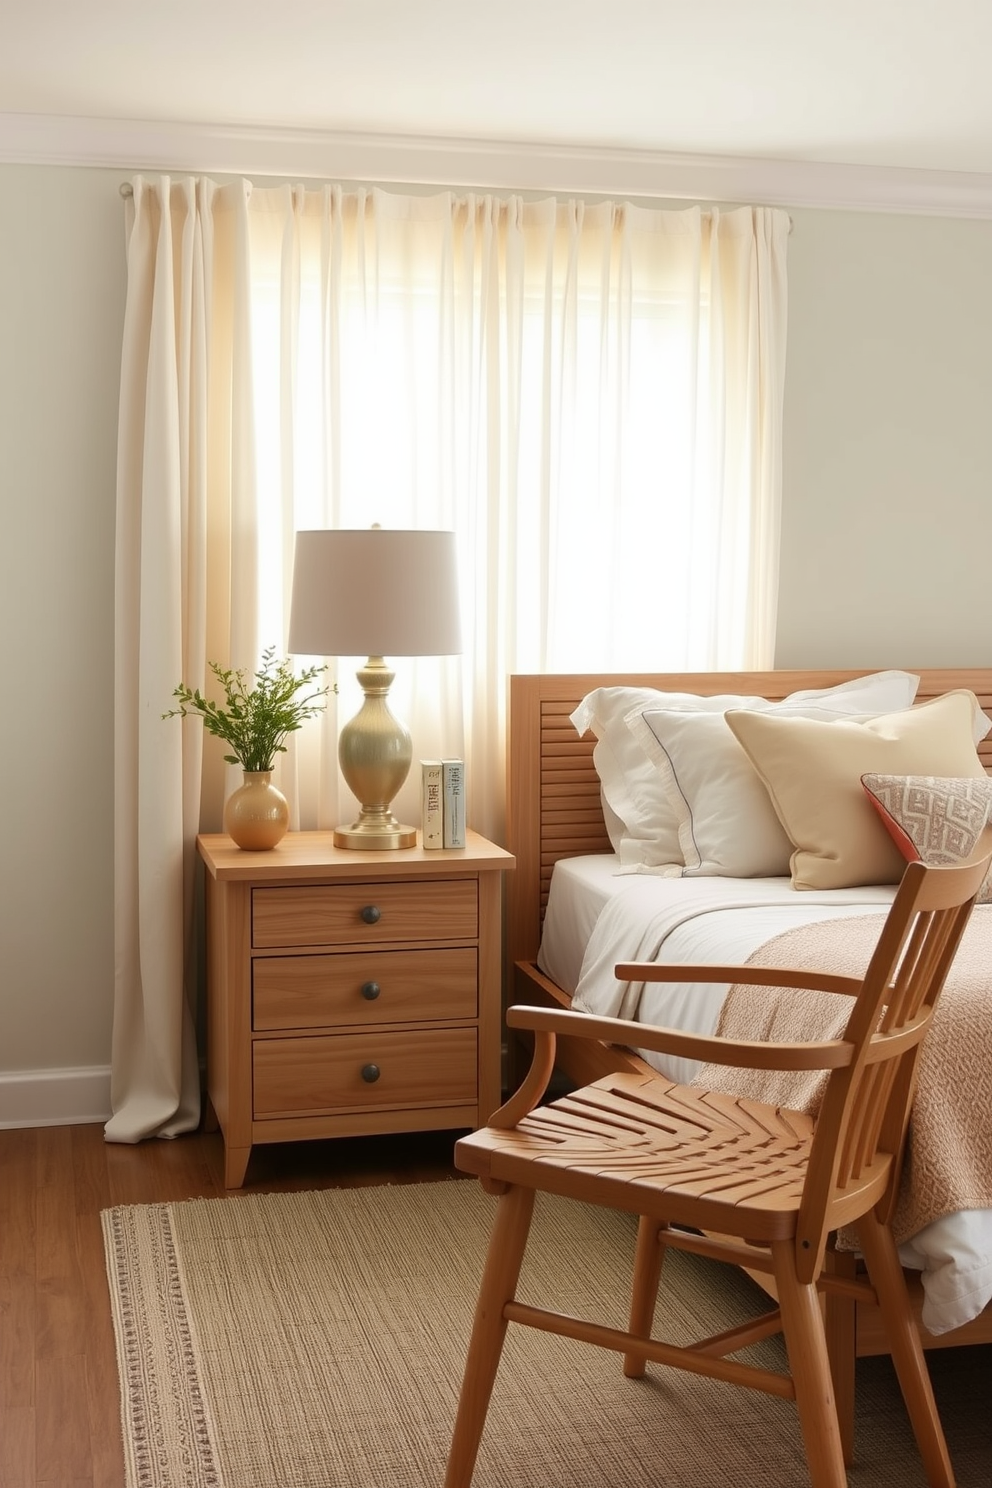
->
xmin=252 ymin=1027 xmax=478 ymax=1117
xmin=252 ymin=947 xmax=478 ymax=1030
xmin=252 ymin=879 xmax=478 ymax=948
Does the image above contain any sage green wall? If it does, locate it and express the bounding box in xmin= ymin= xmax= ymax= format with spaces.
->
xmin=0 ymin=163 xmax=990 ymax=1117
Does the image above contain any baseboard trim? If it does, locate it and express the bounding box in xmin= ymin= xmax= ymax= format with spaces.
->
xmin=0 ymin=1065 xmax=113 ymax=1129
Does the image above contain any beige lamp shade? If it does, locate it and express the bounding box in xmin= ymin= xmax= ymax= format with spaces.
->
xmin=288 ymin=528 xmax=462 ymax=659
xmin=287 ymin=527 xmax=463 ymax=850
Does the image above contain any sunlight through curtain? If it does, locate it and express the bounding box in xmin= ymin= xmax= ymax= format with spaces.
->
xmin=112 ymin=174 xmax=788 ymax=1141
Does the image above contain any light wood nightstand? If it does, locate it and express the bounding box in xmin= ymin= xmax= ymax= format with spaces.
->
xmin=197 ymin=829 xmax=515 ymax=1187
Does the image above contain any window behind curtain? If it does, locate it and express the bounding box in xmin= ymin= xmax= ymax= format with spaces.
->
xmin=241 ymin=187 xmax=787 ymax=835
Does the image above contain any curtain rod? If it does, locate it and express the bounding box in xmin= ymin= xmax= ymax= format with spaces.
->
xmin=117 ymin=179 xmax=791 ymax=228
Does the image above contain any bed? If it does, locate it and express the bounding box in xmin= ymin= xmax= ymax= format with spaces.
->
xmin=504 ymin=666 xmax=992 ymax=1444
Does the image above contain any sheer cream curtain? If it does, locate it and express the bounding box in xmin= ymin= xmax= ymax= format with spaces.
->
xmin=111 ymin=175 xmax=789 ymax=1142
xmin=111 ymin=176 xmax=255 ymax=1141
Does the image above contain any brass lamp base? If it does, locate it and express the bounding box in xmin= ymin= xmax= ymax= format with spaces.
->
xmin=333 ymin=817 xmax=418 ymax=851
xmin=334 ymin=655 xmax=418 ymax=851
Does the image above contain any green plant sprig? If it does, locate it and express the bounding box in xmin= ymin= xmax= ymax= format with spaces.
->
xmin=164 ymin=646 xmax=334 ymax=772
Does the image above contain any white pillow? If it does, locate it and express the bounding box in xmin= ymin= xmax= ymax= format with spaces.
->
xmin=572 ymin=686 xmax=774 ymax=868
xmin=626 ymin=708 xmax=795 ymax=875
xmin=626 ymin=671 xmax=925 ymax=878
xmin=570 ymin=671 xmax=921 ymax=871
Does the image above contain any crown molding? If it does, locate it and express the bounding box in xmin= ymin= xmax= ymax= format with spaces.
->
xmin=3 ymin=112 xmax=992 ymax=219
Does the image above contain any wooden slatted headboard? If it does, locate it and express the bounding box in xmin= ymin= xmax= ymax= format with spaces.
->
xmin=505 ymin=668 xmax=992 ymax=974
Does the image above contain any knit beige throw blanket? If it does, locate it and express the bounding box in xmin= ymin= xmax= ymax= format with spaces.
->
xmin=692 ymin=910 xmax=992 ymax=1245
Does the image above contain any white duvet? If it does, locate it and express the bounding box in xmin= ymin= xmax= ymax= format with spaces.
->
xmin=537 ymin=856 xmax=992 ymax=1335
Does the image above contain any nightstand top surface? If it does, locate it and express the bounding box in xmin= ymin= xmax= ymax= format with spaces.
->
xmin=196 ymin=827 xmax=514 ymax=881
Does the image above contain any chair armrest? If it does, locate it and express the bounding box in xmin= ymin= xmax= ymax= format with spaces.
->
xmin=505 ymin=1004 xmax=854 ymax=1073
xmin=615 ymin=962 xmax=862 ymax=998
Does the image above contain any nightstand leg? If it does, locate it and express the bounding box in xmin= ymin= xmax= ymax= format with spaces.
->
xmin=224 ymin=1143 xmax=251 ymax=1189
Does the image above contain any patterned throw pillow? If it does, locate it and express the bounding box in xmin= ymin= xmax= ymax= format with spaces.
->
xmin=861 ymin=774 xmax=992 ymax=902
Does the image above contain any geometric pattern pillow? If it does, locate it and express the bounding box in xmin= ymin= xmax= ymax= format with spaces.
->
xmin=861 ymin=773 xmax=992 ymax=903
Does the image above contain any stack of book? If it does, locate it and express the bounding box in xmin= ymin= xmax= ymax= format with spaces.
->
xmin=420 ymin=759 xmax=465 ymax=848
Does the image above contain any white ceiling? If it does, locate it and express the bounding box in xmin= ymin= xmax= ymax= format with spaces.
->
xmin=3 ymin=0 xmax=992 ymax=212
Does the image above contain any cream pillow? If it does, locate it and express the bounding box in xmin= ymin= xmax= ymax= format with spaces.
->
xmin=725 ymin=691 xmax=988 ymax=890
xmin=626 ymin=671 xmax=923 ymax=878
xmin=570 ymin=672 xmax=921 ymax=872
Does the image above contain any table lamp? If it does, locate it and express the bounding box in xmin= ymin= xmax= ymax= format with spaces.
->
xmin=288 ymin=527 xmax=462 ymax=849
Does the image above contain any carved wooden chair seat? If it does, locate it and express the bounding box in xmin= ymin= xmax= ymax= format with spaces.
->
xmin=444 ymin=833 xmax=992 ymax=1488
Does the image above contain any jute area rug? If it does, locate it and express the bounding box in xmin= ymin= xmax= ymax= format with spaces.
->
xmin=102 ymin=1177 xmax=991 ymax=1488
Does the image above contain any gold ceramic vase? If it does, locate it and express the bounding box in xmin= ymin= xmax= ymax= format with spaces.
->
xmin=223 ymin=770 xmax=289 ymax=851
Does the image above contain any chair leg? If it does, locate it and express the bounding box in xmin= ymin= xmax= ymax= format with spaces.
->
xmin=624 ymin=1215 xmax=666 ymax=1378
xmin=444 ymin=1183 xmax=536 ymax=1488
xmin=771 ymin=1240 xmax=848 ymax=1488
xmin=822 ymin=1248 xmax=857 ymax=1465
xmin=856 ymin=1212 xmax=955 ymax=1488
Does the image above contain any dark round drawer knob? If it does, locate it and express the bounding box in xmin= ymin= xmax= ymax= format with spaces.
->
xmin=360 ymin=981 xmax=381 ymax=1001
xmin=360 ymin=904 xmax=381 ymax=925
xmin=361 ymin=1063 xmax=381 ymax=1084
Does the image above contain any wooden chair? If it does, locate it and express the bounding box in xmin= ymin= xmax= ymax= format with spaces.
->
xmin=444 ymin=834 xmax=992 ymax=1488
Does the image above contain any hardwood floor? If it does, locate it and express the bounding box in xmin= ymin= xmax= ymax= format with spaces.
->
xmin=0 ymin=1120 xmax=464 ymax=1488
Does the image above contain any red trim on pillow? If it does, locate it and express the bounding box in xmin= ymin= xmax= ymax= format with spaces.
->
xmin=862 ymin=786 xmax=922 ymax=863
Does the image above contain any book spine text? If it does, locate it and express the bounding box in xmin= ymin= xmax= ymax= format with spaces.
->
xmin=441 ymin=758 xmax=466 ymax=848
xmin=420 ymin=760 xmax=444 ymax=849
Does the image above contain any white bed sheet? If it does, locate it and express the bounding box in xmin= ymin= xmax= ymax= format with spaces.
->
xmin=536 ymin=853 xmax=622 ymax=996
xmin=538 ymin=856 xmax=897 ymax=1084
xmin=536 ymin=855 xmax=992 ymax=1335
